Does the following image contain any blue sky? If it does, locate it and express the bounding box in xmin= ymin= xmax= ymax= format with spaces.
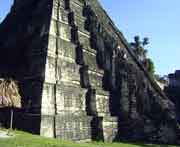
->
xmin=0 ymin=0 xmax=180 ymax=75
xmin=100 ymin=0 xmax=180 ymax=75
xmin=0 ymin=0 xmax=13 ymax=21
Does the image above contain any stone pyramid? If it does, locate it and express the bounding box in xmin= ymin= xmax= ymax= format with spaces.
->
xmin=0 ymin=0 xmax=179 ymax=144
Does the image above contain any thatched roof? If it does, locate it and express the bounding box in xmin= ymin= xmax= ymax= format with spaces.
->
xmin=0 ymin=79 xmax=21 ymax=108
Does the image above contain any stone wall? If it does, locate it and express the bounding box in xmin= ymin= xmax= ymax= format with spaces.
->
xmin=83 ymin=0 xmax=180 ymax=144
xmin=0 ymin=0 xmax=179 ymax=144
xmin=165 ymin=70 xmax=180 ymax=123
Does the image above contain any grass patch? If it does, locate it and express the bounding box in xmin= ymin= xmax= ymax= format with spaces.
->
xmin=0 ymin=129 xmax=179 ymax=147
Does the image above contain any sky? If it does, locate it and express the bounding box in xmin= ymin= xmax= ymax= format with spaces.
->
xmin=0 ymin=0 xmax=180 ymax=76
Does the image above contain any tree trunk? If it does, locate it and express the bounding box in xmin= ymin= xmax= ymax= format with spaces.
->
xmin=10 ymin=109 xmax=13 ymax=130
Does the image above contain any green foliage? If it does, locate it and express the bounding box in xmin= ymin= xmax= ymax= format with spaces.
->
xmin=130 ymin=36 xmax=155 ymax=76
xmin=0 ymin=129 xmax=178 ymax=147
xmin=146 ymin=58 xmax=155 ymax=76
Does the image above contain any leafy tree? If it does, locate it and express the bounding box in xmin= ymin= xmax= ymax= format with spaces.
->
xmin=0 ymin=79 xmax=21 ymax=132
xmin=146 ymin=58 xmax=155 ymax=75
xmin=130 ymin=36 xmax=149 ymax=61
xmin=130 ymin=36 xmax=155 ymax=76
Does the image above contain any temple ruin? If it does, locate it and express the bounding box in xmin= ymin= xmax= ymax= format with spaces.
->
xmin=0 ymin=0 xmax=179 ymax=144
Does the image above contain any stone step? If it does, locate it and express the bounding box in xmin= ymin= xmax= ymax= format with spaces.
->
xmin=55 ymin=81 xmax=87 ymax=112
xmin=49 ymin=20 xmax=92 ymax=49
xmin=52 ymin=0 xmax=89 ymax=35
xmin=55 ymin=114 xmax=92 ymax=141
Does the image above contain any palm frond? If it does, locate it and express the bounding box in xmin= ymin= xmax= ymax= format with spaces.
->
xmin=0 ymin=79 xmax=21 ymax=108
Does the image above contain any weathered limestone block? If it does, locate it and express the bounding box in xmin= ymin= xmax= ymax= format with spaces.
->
xmin=71 ymin=0 xmax=84 ymax=6
xmin=86 ymin=88 xmax=110 ymax=116
xmin=51 ymin=3 xmax=58 ymax=20
xmin=49 ymin=20 xmax=71 ymax=41
xmin=52 ymin=0 xmax=65 ymax=10
xmin=76 ymin=19 xmax=89 ymax=35
xmin=82 ymin=45 xmax=97 ymax=55
xmin=88 ymin=71 xmax=103 ymax=88
xmin=102 ymin=117 xmax=118 ymax=142
xmin=52 ymin=5 xmax=69 ymax=23
xmin=40 ymin=115 xmax=55 ymax=138
xmin=58 ymin=39 xmax=76 ymax=59
xmin=76 ymin=42 xmax=97 ymax=64
xmin=70 ymin=1 xmax=84 ymax=17
xmin=53 ymin=4 xmax=85 ymax=28
xmin=47 ymin=35 xmax=56 ymax=57
xmin=83 ymin=50 xmax=103 ymax=74
xmin=55 ymin=114 xmax=92 ymax=141
xmin=57 ymin=59 xmax=80 ymax=83
xmin=49 ymin=19 xmax=57 ymax=36
xmin=79 ymin=31 xmax=91 ymax=50
xmin=41 ymin=83 xmax=55 ymax=115
xmin=59 ymin=22 xmax=71 ymax=41
xmin=52 ymin=2 xmax=88 ymax=35
xmin=44 ymin=56 xmax=56 ymax=84
xmin=56 ymin=82 xmax=87 ymax=112
xmin=96 ymin=94 xmax=110 ymax=116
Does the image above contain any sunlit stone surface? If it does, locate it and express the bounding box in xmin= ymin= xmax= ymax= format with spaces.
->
xmin=0 ymin=0 xmax=179 ymax=144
